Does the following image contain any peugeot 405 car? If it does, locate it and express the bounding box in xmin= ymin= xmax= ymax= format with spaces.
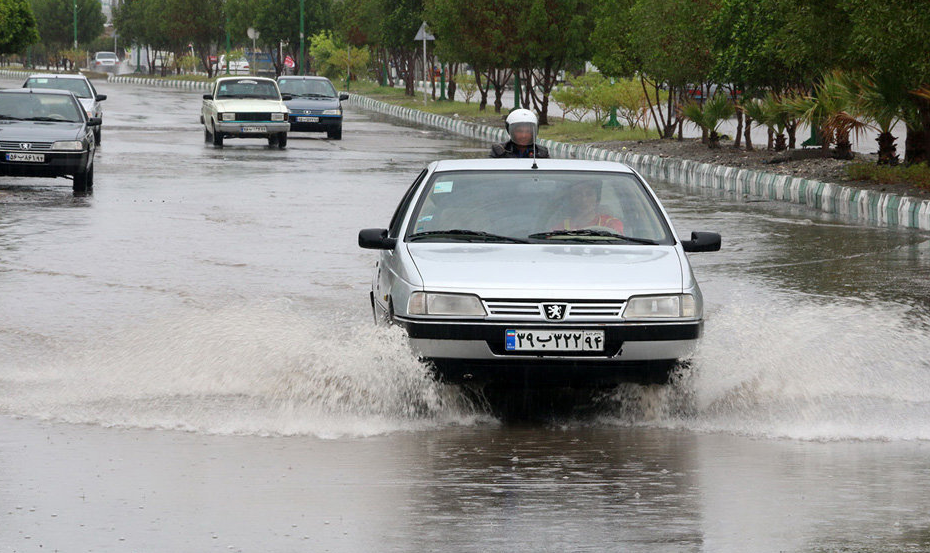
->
xmin=359 ymin=159 xmax=721 ymax=387
xmin=277 ymin=76 xmax=348 ymax=140
xmin=0 ymin=88 xmax=99 ymax=194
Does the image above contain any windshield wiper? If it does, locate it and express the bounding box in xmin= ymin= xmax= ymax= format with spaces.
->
xmin=25 ymin=116 xmax=76 ymax=122
xmin=0 ymin=115 xmax=23 ymax=120
xmin=528 ymin=229 xmax=658 ymax=245
xmin=408 ymin=229 xmax=529 ymax=244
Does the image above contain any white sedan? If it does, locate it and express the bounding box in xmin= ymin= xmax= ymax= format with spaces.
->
xmin=201 ymin=77 xmax=290 ymax=148
xmin=359 ymin=158 xmax=721 ymax=387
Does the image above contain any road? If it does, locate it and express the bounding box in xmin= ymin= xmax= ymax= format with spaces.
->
xmin=2 ymin=76 xmax=930 ymax=552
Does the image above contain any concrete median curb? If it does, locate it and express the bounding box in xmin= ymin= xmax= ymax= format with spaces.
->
xmin=106 ymin=75 xmax=212 ymax=90
xmin=349 ymin=93 xmax=930 ymax=231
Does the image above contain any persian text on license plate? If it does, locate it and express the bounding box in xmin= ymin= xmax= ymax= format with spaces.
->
xmin=296 ymin=116 xmax=319 ymax=123
xmin=5 ymin=152 xmax=44 ymax=162
xmin=240 ymin=126 xmax=266 ymax=133
xmin=505 ymin=329 xmax=604 ymax=352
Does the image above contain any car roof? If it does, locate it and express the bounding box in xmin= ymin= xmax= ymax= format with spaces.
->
xmin=25 ymin=73 xmax=89 ymax=81
xmin=95 ymin=51 xmax=117 ymax=56
xmin=3 ymin=87 xmax=76 ymax=96
xmin=215 ymin=76 xmax=275 ymax=84
xmin=277 ymin=76 xmax=331 ymax=81
xmin=430 ymin=158 xmax=635 ymax=174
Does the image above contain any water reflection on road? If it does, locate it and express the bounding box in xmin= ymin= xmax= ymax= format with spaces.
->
xmin=1 ymin=77 xmax=929 ymax=552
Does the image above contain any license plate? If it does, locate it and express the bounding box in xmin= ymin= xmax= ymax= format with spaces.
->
xmin=240 ymin=126 xmax=266 ymax=133
xmin=5 ymin=152 xmax=44 ymax=162
xmin=296 ymin=116 xmax=319 ymax=123
xmin=505 ymin=329 xmax=605 ymax=352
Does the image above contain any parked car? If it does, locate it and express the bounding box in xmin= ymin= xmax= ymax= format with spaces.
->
xmin=212 ymin=55 xmax=250 ymax=75
xmin=22 ymin=74 xmax=106 ymax=145
xmin=276 ymin=76 xmax=348 ymax=140
xmin=358 ymin=159 xmax=721 ymax=387
xmin=201 ymin=76 xmax=290 ymax=148
xmin=93 ymin=51 xmax=119 ymax=73
xmin=0 ymin=88 xmax=100 ymax=193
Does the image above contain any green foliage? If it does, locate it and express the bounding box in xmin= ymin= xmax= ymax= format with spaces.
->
xmin=628 ymin=0 xmax=716 ymax=88
xmin=309 ymin=31 xmax=368 ymax=80
xmin=455 ymin=73 xmax=478 ymax=104
xmin=781 ymin=71 xmax=866 ymax=153
xmin=31 ymin=0 xmax=105 ymax=48
xmin=847 ymin=162 xmax=930 ymax=190
xmin=711 ymin=0 xmax=793 ymax=92
xmin=425 ymin=0 xmax=515 ymax=70
xmin=767 ymin=0 xmax=851 ymax=85
xmin=0 ymin=0 xmax=39 ymax=54
xmin=553 ymin=72 xmax=654 ymax=128
xmin=589 ymin=0 xmax=637 ymax=79
xmin=178 ymin=53 xmax=200 ymax=73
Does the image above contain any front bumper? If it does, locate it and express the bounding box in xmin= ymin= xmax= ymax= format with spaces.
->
xmin=214 ymin=121 xmax=290 ymax=137
xmin=0 ymin=150 xmax=90 ymax=178
xmin=395 ymin=317 xmax=702 ymax=385
xmin=287 ymin=115 xmax=341 ymax=132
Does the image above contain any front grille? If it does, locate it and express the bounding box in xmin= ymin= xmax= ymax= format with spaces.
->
xmin=483 ymin=300 xmax=626 ymax=321
xmin=229 ymin=112 xmax=272 ymax=121
xmin=0 ymin=141 xmax=53 ymax=151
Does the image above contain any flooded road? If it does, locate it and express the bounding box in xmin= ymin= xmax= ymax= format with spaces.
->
xmin=2 ymin=77 xmax=930 ymax=552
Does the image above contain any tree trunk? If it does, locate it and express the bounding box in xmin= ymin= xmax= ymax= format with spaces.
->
xmin=447 ymin=63 xmax=458 ymax=100
xmin=904 ymin=125 xmax=927 ymax=165
xmin=876 ymin=132 xmax=898 ymax=165
xmin=708 ymin=131 xmax=720 ymax=149
xmin=787 ymin=121 xmax=798 ymax=149
xmin=775 ymin=133 xmax=787 ymax=151
xmin=475 ymin=70 xmax=490 ymax=111
xmin=767 ymin=127 xmax=774 ymax=151
xmin=734 ymin=110 xmax=743 ymax=148
xmin=744 ymin=116 xmax=754 ymax=151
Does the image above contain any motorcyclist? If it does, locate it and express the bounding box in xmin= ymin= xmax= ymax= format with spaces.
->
xmin=490 ymin=108 xmax=550 ymax=159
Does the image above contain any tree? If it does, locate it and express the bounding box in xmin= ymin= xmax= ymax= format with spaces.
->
xmin=30 ymin=0 xmax=105 ymax=51
xmin=379 ymin=0 xmax=422 ymax=96
xmin=681 ymin=94 xmax=735 ymax=148
xmin=589 ymin=0 xmax=637 ymax=79
xmin=0 ymin=0 xmax=39 ymax=55
xmin=163 ymin=0 xmax=224 ymax=77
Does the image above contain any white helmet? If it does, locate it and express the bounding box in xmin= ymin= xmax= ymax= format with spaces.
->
xmin=506 ymin=108 xmax=537 ymax=146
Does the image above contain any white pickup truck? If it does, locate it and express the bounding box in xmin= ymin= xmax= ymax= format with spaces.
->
xmin=201 ymin=76 xmax=291 ymax=148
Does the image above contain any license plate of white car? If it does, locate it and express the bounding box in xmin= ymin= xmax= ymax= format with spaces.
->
xmin=505 ymin=329 xmax=605 ymax=352
xmin=296 ymin=116 xmax=319 ymax=123
xmin=5 ymin=153 xmax=44 ymax=162
xmin=240 ymin=126 xmax=266 ymax=132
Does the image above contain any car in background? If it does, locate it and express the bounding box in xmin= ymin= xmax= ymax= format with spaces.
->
xmin=22 ymin=74 xmax=107 ymax=145
xmin=93 ymin=51 xmax=119 ymax=73
xmin=0 ymin=88 xmax=100 ymax=193
xmin=201 ymin=76 xmax=290 ymax=148
xmin=212 ymin=55 xmax=250 ymax=75
xmin=358 ymin=159 xmax=721 ymax=388
xmin=276 ymin=76 xmax=348 ymax=140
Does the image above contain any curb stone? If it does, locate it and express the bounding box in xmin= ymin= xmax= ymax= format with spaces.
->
xmin=348 ymin=92 xmax=930 ymax=231
xmin=106 ymin=74 xmax=213 ymax=90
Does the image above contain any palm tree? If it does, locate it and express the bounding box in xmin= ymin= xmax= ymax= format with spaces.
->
xmin=782 ymin=72 xmax=867 ymax=159
xmin=681 ymin=94 xmax=736 ymax=149
xmin=846 ymin=73 xmax=912 ymax=165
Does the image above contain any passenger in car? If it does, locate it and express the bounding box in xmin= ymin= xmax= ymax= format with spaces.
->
xmin=549 ymin=179 xmax=624 ymax=233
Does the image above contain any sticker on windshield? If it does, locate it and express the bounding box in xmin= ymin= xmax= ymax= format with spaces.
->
xmin=417 ymin=215 xmax=433 ymax=222
xmin=35 ymin=79 xmax=48 ymax=83
xmin=433 ymin=181 xmax=453 ymax=194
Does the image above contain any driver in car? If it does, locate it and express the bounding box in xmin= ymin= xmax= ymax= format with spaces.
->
xmin=551 ymin=179 xmax=624 ymax=233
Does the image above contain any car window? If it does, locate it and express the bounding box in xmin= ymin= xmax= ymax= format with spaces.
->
xmin=277 ymin=79 xmax=336 ymax=98
xmin=405 ymin=170 xmax=674 ymax=244
xmin=215 ymin=79 xmax=280 ymax=100
xmin=25 ymin=77 xmax=92 ymax=99
xmin=96 ymin=53 xmax=118 ymax=60
xmin=389 ymin=169 xmax=429 ymax=238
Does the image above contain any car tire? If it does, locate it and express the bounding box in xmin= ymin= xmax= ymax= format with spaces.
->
xmin=327 ymin=127 xmax=342 ymax=140
xmin=204 ymin=126 xmax=212 ymax=142
xmin=277 ymin=132 xmax=287 ymax=149
xmin=212 ymin=123 xmax=223 ymax=147
xmin=73 ymin=164 xmax=93 ymax=194
xmin=267 ymin=134 xmax=278 ymax=147
xmin=94 ymin=128 xmax=101 ymax=145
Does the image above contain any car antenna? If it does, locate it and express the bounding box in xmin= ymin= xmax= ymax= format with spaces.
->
xmin=531 ymin=128 xmax=538 ymax=169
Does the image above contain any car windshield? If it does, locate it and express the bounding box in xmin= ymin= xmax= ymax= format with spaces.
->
xmin=215 ymin=79 xmax=280 ymax=100
xmin=96 ymin=52 xmax=117 ymax=60
xmin=24 ymin=77 xmax=92 ymax=99
xmin=0 ymin=93 xmax=83 ymax=122
xmin=406 ymin=170 xmax=674 ymax=245
xmin=277 ymin=78 xmax=336 ymax=98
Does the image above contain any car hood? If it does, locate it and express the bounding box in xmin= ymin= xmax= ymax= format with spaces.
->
xmin=0 ymin=120 xmax=84 ymax=141
xmin=213 ymin=99 xmax=287 ymax=112
xmin=285 ymin=97 xmax=340 ymax=111
xmin=406 ymin=243 xmax=684 ymax=298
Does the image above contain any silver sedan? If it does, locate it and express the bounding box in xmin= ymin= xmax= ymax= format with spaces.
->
xmin=359 ymin=159 xmax=721 ymax=387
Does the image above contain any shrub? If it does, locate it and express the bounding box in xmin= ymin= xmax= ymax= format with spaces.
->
xmin=846 ymin=162 xmax=930 ymax=189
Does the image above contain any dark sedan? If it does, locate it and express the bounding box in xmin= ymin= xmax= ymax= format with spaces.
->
xmin=276 ymin=76 xmax=348 ymax=140
xmin=0 ymin=88 xmax=99 ymax=193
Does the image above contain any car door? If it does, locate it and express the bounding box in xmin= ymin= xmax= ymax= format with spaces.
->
xmin=202 ymin=82 xmax=217 ymax=128
xmin=374 ymin=169 xmax=428 ymax=318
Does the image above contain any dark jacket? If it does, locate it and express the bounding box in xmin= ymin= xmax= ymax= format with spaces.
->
xmin=490 ymin=141 xmax=550 ymax=159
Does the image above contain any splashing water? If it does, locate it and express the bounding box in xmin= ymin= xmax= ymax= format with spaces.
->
xmin=0 ymin=303 xmax=484 ymax=438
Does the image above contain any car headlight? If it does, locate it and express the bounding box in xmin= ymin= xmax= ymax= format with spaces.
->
xmin=622 ymin=294 xmax=698 ymax=319
xmin=408 ymin=292 xmax=486 ymax=317
xmin=52 ymin=141 xmax=84 ymax=151
xmin=322 ymin=109 xmax=342 ymax=116
xmin=272 ymin=112 xmax=285 ymax=121
xmin=221 ymin=113 xmax=235 ymax=121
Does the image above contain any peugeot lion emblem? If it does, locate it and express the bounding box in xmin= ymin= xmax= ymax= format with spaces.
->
xmin=19 ymin=143 xmax=31 ymax=150
xmin=543 ymin=303 xmax=567 ymax=321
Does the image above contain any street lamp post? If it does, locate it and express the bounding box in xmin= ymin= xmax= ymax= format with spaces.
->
xmin=298 ymin=0 xmax=305 ymax=75
xmin=73 ymin=0 xmax=78 ymax=49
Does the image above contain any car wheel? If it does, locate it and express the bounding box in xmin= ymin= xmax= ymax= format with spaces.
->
xmin=94 ymin=128 xmax=101 ymax=146
xmin=212 ymin=123 xmax=223 ymax=147
xmin=277 ymin=132 xmax=287 ymax=149
xmin=267 ymin=134 xmax=278 ymax=147
xmin=73 ymin=164 xmax=94 ymax=194
xmin=204 ymin=126 xmax=212 ymax=142
xmin=327 ymin=127 xmax=342 ymax=140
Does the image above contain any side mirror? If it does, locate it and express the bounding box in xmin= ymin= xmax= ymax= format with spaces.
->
xmin=339 ymin=93 xmax=349 ymax=101
xmin=281 ymin=94 xmax=293 ymax=101
xmin=95 ymin=94 xmax=107 ymax=101
xmin=202 ymin=93 xmax=213 ymax=100
xmin=359 ymin=228 xmax=397 ymax=250
xmin=681 ymin=231 xmax=721 ymax=253
xmin=87 ymin=117 xmax=102 ymax=126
